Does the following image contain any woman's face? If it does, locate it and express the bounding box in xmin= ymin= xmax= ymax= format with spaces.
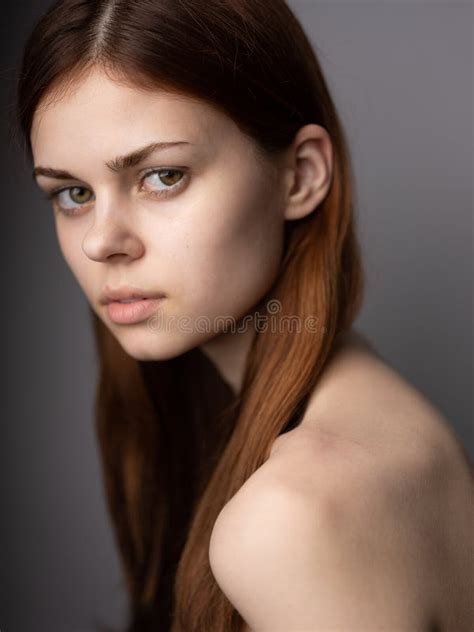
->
xmin=31 ymin=66 xmax=287 ymax=360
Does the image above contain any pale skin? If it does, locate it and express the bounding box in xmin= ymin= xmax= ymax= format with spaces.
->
xmin=31 ymin=65 xmax=330 ymax=372
xmin=31 ymin=65 xmax=473 ymax=630
xmin=211 ymin=332 xmax=474 ymax=630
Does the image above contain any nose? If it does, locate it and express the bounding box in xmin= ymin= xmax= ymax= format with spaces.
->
xmin=81 ymin=201 xmax=145 ymax=262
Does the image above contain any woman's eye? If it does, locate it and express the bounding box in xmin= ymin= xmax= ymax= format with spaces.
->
xmin=44 ymin=186 xmax=93 ymax=217
xmin=141 ymin=168 xmax=186 ymax=197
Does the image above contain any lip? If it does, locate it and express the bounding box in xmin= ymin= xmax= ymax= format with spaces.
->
xmin=106 ymin=297 xmax=166 ymax=325
xmin=101 ymin=285 xmax=166 ymax=305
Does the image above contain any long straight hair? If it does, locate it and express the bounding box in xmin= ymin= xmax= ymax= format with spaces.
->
xmin=13 ymin=1 xmax=365 ymax=630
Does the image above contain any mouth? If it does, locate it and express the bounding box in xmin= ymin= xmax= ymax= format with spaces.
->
xmin=115 ymin=298 xmax=147 ymax=304
xmin=101 ymin=285 xmax=166 ymax=305
xmin=106 ymin=296 xmax=166 ymax=325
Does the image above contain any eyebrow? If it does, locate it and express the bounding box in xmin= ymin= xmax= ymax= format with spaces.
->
xmin=32 ymin=140 xmax=194 ymax=181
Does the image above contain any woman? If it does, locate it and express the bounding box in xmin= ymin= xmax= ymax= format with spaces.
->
xmin=14 ymin=0 xmax=473 ymax=630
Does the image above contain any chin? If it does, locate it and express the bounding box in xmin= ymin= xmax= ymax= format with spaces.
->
xmin=114 ymin=328 xmax=201 ymax=362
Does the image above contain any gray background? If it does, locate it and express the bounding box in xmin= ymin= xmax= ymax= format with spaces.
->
xmin=1 ymin=1 xmax=472 ymax=630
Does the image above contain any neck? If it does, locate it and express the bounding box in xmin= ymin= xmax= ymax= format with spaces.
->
xmin=200 ymin=312 xmax=258 ymax=397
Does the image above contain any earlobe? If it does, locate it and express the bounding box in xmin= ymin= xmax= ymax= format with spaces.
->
xmin=283 ymin=124 xmax=333 ymax=222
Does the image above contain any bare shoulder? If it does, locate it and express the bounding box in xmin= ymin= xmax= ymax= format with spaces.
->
xmin=209 ymin=333 xmax=474 ymax=630
xmin=292 ymin=328 xmax=474 ymax=508
xmin=209 ymin=424 xmax=473 ymax=631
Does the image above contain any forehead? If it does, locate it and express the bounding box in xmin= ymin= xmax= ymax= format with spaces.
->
xmin=30 ymin=67 xmax=235 ymax=162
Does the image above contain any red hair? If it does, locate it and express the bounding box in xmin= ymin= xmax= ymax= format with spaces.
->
xmin=14 ymin=1 xmax=365 ymax=629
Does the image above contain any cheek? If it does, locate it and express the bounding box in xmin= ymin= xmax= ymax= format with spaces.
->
xmin=55 ymin=225 xmax=94 ymax=296
xmin=56 ymin=224 xmax=76 ymax=271
xmin=173 ymin=176 xmax=284 ymax=317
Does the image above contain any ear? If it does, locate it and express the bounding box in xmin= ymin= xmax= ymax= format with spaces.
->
xmin=280 ymin=124 xmax=334 ymax=221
